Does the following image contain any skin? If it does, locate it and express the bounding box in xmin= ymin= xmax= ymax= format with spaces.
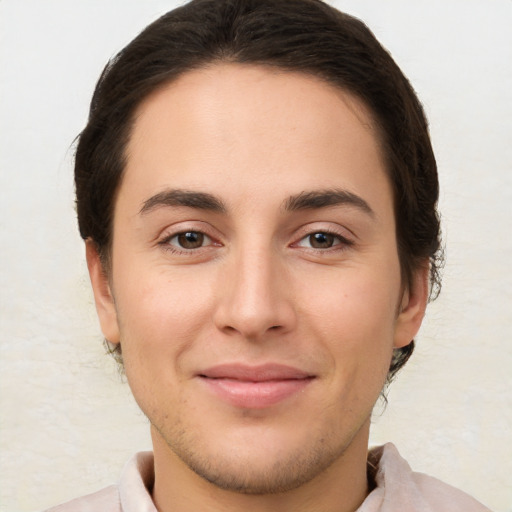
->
xmin=87 ymin=64 xmax=428 ymax=512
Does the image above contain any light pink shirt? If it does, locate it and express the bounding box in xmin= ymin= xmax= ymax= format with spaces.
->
xmin=45 ymin=443 xmax=491 ymax=512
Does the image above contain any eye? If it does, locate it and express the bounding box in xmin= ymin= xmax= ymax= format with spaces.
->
xmin=165 ymin=231 xmax=212 ymax=250
xmin=296 ymin=231 xmax=347 ymax=249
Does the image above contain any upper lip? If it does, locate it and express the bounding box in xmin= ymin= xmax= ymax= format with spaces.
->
xmin=198 ymin=363 xmax=314 ymax=382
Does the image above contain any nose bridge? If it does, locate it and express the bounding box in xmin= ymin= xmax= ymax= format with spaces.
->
xmin=215 ymin=241 xmax=294 ymax=339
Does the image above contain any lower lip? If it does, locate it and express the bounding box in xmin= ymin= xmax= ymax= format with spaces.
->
xmin=200 ymin=377 xmax=313 ymax=409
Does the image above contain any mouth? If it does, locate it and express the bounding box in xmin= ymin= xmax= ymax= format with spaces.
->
xmin=197 ymin=363 xmax=315 ymax=409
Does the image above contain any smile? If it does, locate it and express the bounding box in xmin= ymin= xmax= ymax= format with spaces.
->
xmin=198 ymin=363 xmax=315 ymax=409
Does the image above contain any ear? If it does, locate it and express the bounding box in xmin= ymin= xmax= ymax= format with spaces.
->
xmin=394 ymin=265 xmax=429 ymax=349
xmin=85 ymin=239 xmax=120 ymax=345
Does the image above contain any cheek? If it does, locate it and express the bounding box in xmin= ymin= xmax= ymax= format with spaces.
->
xmin=113 ymin=266 xmax=217 ymax=374
xmin=116 ymin=261 xmax=213 ymax=325
xmin=302 ymin=264 xmax=400 ymax=334
xmin=297 ymin=263 xmax=400 ymax=382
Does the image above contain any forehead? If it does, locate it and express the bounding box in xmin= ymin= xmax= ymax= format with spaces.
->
xmin=120 ymin=63 xmax=390 ymax=215
xmin=130 ymin=64 xmax=379 ymax=155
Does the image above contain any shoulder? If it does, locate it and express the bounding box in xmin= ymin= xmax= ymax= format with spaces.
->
xmin=43 ymin=451 xmax=155 ymax=512
xmin=43 ymin=485 xmax=120 ymax=512
xmin=411 ymin=472 xmax=492 ymax=512
xmin=362 ymin=443 xmax=492 ymax=512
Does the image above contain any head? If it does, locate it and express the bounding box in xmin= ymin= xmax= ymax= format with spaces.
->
xmin=76 ymin=0 xmax=441 ymax=384
xmin=77 ymin=0 xmax=442 ymax=495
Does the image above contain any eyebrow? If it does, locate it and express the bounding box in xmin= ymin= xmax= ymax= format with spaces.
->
xmin=140 ymin=189 xmax=227 ymax=215
xmin=139 ymin=187 xmax=374 ymax=218
xmin=284 ymin=189 xmax=375 ymax=217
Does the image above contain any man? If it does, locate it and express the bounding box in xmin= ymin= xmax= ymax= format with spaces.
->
xmin=48 ymin=1 xmax=490 ymax=510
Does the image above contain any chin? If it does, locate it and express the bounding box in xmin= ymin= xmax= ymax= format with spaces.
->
xmin=181 ymin=445 xmax=342 ymax=494
xmin=161 ymin=418 xmax=354 ymax=494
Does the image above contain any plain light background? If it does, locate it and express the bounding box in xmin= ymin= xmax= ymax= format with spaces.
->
xmin=1 ymin=1 xmax=511 ymax=511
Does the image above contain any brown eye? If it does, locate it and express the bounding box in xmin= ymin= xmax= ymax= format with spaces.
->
xmin=295 ymin=231 xmax=349 ymax=251
xmin=169 ymin=231 xmax=209 ymax=249
xmin=308 ymin=232 xmax=336 ymax=248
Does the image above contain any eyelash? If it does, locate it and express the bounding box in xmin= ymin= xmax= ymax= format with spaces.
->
xmin=293 ymin=229 xmax=354 ymax=252
xmin=158 ymin=228 xmax=353 ymax=255
xmin=158 ymin=230 xmax=218 ymax=255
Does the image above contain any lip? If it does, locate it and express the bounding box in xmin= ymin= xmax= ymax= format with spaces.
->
xmin=197 ymin=363 xmax=315 ymax=409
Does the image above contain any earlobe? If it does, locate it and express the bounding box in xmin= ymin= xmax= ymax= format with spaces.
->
xmin=85 ymin=240 xmax=120 ymax=345
xmin=394 ymin=265 xmax=429 ymax=349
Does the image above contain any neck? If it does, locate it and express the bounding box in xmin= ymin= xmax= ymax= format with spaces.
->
xmin=150 ymin=423 xmax=370 ymax=512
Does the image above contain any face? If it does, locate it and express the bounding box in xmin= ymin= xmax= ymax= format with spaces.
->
xmin=88 ymin=64 xmax=427 ymax=494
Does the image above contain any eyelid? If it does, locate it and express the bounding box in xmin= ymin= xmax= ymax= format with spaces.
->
xmin=291 ymin=222 xmax=355 ymax=244
xmin=165 ymin=231 xmax=213 ymax=248
xmin=288 ymin=224 xmax=356 ymax=257
xmin=295 ymin=233 xmax=339 ymax=248
xmin=156 ymin=221 xmax=223 ymax=254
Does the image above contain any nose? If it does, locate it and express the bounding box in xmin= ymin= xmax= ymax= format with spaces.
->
xmin=213 ymin=246 xmax=297 ymax=341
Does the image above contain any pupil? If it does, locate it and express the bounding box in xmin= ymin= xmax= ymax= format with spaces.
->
xmin=311 ymin=232 xmax=334 ymax=248
xmin=178 ymin=232 xmax=203 ymax=248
